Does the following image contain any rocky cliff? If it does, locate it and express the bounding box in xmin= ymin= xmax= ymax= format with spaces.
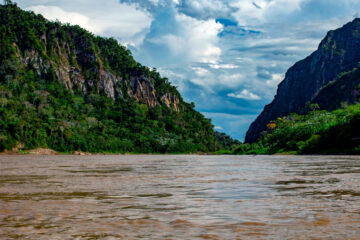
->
xmin=11 ymin=27 xmax=179 ymax=111
xmin=246 ymin=18 xmax=360 ymax=143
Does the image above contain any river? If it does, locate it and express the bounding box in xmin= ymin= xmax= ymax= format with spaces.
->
xmin=0 ymin=155 xmax=359 ymax=239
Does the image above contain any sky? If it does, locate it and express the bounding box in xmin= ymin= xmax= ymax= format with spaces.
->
xmin=14 ymin=0 xmax=360 ymax=141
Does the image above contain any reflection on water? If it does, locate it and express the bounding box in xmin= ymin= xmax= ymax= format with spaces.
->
xmin=0 ymin=155 xmax=360 ymax=239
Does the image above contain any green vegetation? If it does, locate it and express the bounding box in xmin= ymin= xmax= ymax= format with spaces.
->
xmin=0 ymin=2 xmax=237 ymax=153
xmin=234 ymin=103 xmax=360 ymax=155
xmin=214 ymin=131 xmax=241 ymax=154
xmin=0 ymin=77 xmax=215 ymax=153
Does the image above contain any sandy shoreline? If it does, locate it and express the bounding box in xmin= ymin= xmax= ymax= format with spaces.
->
xmin=0 ymin=148 xmax=92 ymax=156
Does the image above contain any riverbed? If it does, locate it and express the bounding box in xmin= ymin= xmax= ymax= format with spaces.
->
xmin=0 ymin=155 xmax=359 ymax=239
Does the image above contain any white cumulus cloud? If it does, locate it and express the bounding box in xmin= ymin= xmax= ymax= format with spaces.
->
xmin=228 ymin=90 xmax=261 ymax=100
xmin=20 ymin=0 xmax=153 ymax=47
xmin=26 ymin=5 xmax=100 ymax=33
xmin=231 ymin=0 xmax=308 ymax=25
xmin=149 ymin=13 xmax=223 ymax=64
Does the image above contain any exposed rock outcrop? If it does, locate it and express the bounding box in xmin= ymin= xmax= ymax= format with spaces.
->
xmin=15 ymin=37 xmax=180 ymax=110
xmin=161 ymin=93 xmax=180 ymax=112
xmin=28 ymin=148 xmax=58 ymax=155
xmin=98 ymin=67 xmax=123 ymax=100
xmin=246 ymin=18 xmax=360 ymax=143
xmin=128 ymin=74 xmax=158 ymax=108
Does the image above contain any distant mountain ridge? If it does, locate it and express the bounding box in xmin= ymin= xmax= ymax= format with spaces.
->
xmin=246 ymin=18 xmax=360 ymax=143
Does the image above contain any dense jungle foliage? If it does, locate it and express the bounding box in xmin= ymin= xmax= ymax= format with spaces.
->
xmin=0 ymin=2 xmax=237 ymax=153
xmin=234 ymin=103 xmax=360 ymax=155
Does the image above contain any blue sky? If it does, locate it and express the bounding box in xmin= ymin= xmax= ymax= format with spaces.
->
xmin=15 ymin=0 xmax=360 ymax=140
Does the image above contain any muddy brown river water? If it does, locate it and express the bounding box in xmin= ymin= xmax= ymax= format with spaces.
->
xmin=0 ymin=155 xmax=360 ymax=239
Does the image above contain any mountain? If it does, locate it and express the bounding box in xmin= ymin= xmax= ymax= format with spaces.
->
xmin=0 ymin=2 xmax=230 ymax=153
xmin=246 ymin=18 xmax=360 ymax=143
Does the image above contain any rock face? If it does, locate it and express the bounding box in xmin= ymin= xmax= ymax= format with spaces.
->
xmin=16 ymin=47 xmax=179 ymax=110
xmin=12 ymin=29 xmax=179 ymax=111
xmin=128 ymin=75 xmax=158 ymax=108
xmin=161 ymin=93 xmax=180 ymax=112
xmin=245 ymin=18 xmax=360 ymax=143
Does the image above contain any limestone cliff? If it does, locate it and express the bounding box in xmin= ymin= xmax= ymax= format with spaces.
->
xmin=14 ymin=42 xmax=179 ymax=111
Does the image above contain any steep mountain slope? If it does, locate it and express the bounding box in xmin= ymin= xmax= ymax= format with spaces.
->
xmin=0 ymin=2 xmax=221 ymax=153
xmin=246 ymin=18 xmax=360 ymax=143
xmin=312 ymin=67 xmax=360 ymax=110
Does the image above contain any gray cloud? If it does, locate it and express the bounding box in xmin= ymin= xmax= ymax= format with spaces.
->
xmin=176 ymin=0 xmax=236 ymax=20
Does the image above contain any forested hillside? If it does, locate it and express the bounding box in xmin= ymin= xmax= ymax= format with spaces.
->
xmin=0 ymin=2 xmax=233 ymax=153
xmin=235 ymin=103 xmax=360 ymax=155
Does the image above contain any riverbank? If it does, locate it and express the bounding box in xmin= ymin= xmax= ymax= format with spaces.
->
xmin=1 ymin=148 xmax=92 ymax=156
xmin=0 ymin=148 xmax=222 ymax=156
